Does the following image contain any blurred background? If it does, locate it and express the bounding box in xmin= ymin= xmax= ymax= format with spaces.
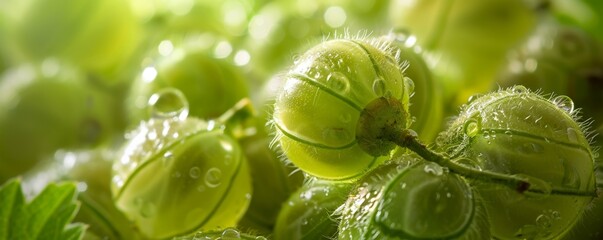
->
xmin=0 ymin=0 xmax=602 ymax=239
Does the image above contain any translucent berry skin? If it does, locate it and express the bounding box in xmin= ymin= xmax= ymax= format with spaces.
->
xmin=272 ymin=38 xmax=411 ymax=180
xmin=382 ymin=33 xmax=444 ymax=143
xmin=273 ymin=178 xmax=353 ymax=240
xmin=496 ymin=22 xmax=603 ymax=125
xmin=388 ymin=0 xmax=538 ymax=105
xmin=127 ymin=44 xmax=249 ymax=125
xmin=236 ymin=119 xmax=304 ymax=235
xmin=437 ymin=87 xmax=596 ymax=240
xmin=3 ymin=0 xmax=140 ymax=76
xmin=338 ymin=160 xmax=490 ymax=240
xmin=0 ymin=64 xmax=116 ymax=182
xmin=111 ymin=117 xmax=251 ymax=239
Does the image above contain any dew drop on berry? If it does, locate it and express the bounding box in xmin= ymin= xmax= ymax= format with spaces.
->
xmin=189 ymin=166 xmax=201 ymax=179
xmin=536 ymin=214 xmax=552 ymax=230
xmin=552 ymin=95 xmax=574 ymax=114
xmin=372 ymin=78 xmax=386 ymax=96
xmin=511 ymin=85 xmax=528 ymax=94
xmin=404 ymin=76 xmax=415 ymax=95
xmin=456 ymin=158 xmax=482 ymax=171
xmin=148 ymin=88 xmax=189 ymax=121
xmin=204 ymin=168 xmax=222 ymax=188
xmin=221 ymin=228 xmax=241 ymax=239
xmin=407 ymin=129 xmax=418 ymax=138
xmin=423 ymin=162 xmax=444 ymax=176
xmin=464 ymin=119 xmax=480 ymax=138
xmin=326 ymin=72 xmax=350 ymax=93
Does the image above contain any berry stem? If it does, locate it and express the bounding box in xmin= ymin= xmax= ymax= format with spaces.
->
xmin=386 ymin=128 xmax=597 ymax=197
xmin=215 ymin=98 xmax=257 ymax=138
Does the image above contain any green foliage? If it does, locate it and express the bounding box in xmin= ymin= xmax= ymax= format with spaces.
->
xmin=0 ymin=178 xmax=85 ymax=240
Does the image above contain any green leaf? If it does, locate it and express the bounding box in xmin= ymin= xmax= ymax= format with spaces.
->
xmin=0 ymin=178 xmax=86 ymax=240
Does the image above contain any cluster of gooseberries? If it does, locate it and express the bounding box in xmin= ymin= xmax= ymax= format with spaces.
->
xmin=0 ymin=0 xmax=602 ymax=240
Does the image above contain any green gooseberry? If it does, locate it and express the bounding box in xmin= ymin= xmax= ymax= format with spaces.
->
xmin=23 ymin=149 xmax=142 ymax=240
xmin=112 ymin=90 xmax=252 ymax=239
xmin=388 ymin=0 xmax=539 ymax=107
xmin=273 ymin=177 xmax=353 ymax=240
xmin=244 ymin=1 xmax=327 ymax=80
xmin=245 ymin=0 xmax=390 ymax=81
xmin=272 ymin=37 xmax=412 ymax=180
xmin=380 ymin=32 xmax=445 ymax=143
xmin=496 ymin=21 xmax=603 ymax=125
xmin=127 ymin=39 xmax=249 ymax=125
xmin=338 ymin=159 xmax=490 ymax=240
xmin=3 ymin=0 xmax=141 ymax=77
xmin=129 ymin=0 xmax=264 ymax=40
xmin=436 ymin=86 xmax=597 ymax=239
xmin=0 ymin=63 xmax=116 ymax=182
xmin=236 ymin=118 xmax=305 ymax=235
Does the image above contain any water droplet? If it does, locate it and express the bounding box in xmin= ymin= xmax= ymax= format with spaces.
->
xmin=221 ymin=228 xmax=241 ymax=239
xmin=197 ymin=185 xmax=206 ymax=192
xmin=162 ymin=151 xmax=174 ymax=165
xmin=407 ymin=129 xmax=418 ymax=138
xmin=206 ymin=120 xmax=217 ymax=131
xmin=467 ymin=94 xmax=484 ymax=104
xmin=148 ymin=88 xmax=189 ymax=120
xmin=423 ymin=162 xmax=444 ymax=176
xmin=566 ymin=128 xmax=579 ymax=143
xmin=189 ymin=167 xmax=201 ymax=179
xmin=464 ymin=119 xmax=480 ymax=137
xmin=372 ymin=78 xmax=386 ymax=96
xmin=456 ymin=158 xmax=482 ymax=171
xmin=404 ymin=77 xmax=415 ymax=94
xmin=536 ymin=214 xmax=552 ymax=229
xmin=326 ymin=72 xmax=350 ymax=93
xmin=551 ymin=211 xmax=561 ymax=220
xmin=172 ymin=171 xmax=182 ymax=178
xmin=511 ymin=85 xmax=528 ymax=93
xmin=292 ymin=54 xmax=301 ymax=64
xmin=205 ymin=168 xmax=222 ymax=188
xmin=255 ymin=237 xmax=267 ymax=240
xmin=552 ymin=95 xmax=574 ymax=114
xmin=192 ymin=232 xmax=208 ymax=240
